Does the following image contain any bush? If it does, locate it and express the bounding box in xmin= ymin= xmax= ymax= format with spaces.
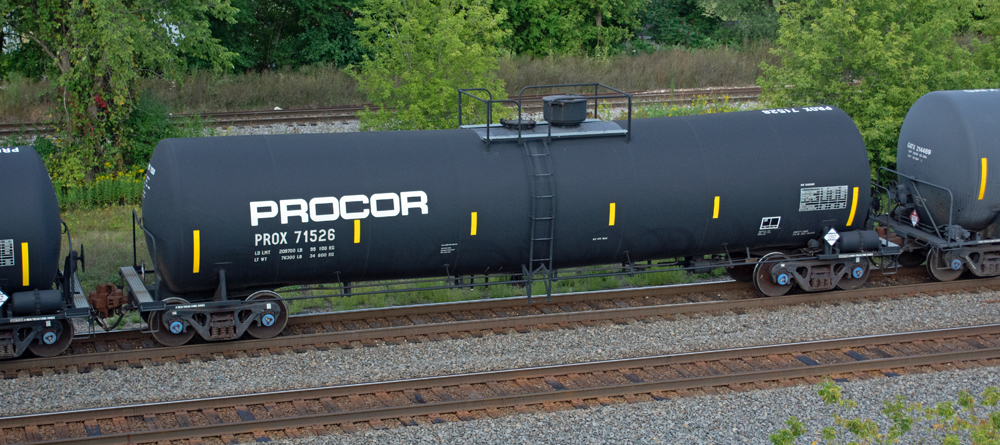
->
xmin=771 ymin=379 xmax=1000 ymax=444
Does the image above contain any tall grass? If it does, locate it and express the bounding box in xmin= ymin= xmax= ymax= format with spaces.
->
xmin=139 ymin=65 xmax=364 ymax=113
xmin=1 ymin=46 xmax=774 ymax=121
xmin=0 ymin=73 xmax=56 ymax=124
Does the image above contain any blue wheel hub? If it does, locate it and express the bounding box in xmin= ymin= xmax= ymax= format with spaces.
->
xmin=951 ymin=259 xmax=962 ymax=270
xmin=42 ymin=332 xmax=57 ymax=345
xmin=169 ymin=320 xmax=184 ymax=334
xmin=852 ymin=267 xmax=865 ymax=279
xmin=776 ymin=273 xmax=789 ymax=286
xmin=262 ymin=313 xmax=275 ymax=327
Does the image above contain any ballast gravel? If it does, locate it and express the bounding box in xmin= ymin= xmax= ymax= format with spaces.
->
xmin=276 ymin=366 xmax=1000 ymax=445
xmin=2 ymin=287 xmax=1000 ymax=444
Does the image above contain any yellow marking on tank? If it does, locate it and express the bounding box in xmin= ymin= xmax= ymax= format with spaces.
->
xmin=470 ymin=212 xmax=478 ymax=236
xmin=847 ymin=187 xmax=859 ymax=226
xmin=21 ymin=242 xmax=29 ymax=286
xmin=354 ymin=219 xmax=361 ymax=243
xmin=192 ymin=230 xmax=201 ymax=274
xmin=980 ymin=158 xmax=988 ymax=200
xmin=609 ymin=203 xmax=616 ymax=226
xmin=712 ymin=196 xmax=720 ymax=219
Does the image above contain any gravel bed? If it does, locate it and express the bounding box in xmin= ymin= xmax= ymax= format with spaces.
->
xmin=211 ymin=120 xmax=358 ymax=136
xmin=277 ymin=365 xmax=1000 ymax=445
xmin=2 ymin=287 xmax=1000 ymax=421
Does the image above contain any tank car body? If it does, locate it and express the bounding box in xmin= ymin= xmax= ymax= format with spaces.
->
xmin=882 ymin=89 xmax=1000 ymax=280
xmin=130 ymin=87 xmax=887 ymax=346
xmin=0 ymin=145 xmax=88 ymax=358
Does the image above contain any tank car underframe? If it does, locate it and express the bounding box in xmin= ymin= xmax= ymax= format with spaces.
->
xmin=883 ymin=218 xmax=1000 ymax=280
xmin=0 ymin=313 xmax=76 ymax=359
xmin=144 ymin=297 xmax=286 ymax=344
xmin=754 ymin=253 xmax=874 ymax=297
xmin=877 ymin=168 xmax=1000 ymax=281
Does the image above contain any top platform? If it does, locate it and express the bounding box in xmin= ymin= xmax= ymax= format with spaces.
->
xmin=461 ymin=119 xmax=627 ymax=142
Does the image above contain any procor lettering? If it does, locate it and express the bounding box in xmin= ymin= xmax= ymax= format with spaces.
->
xmin=250 ymin=191 xmax=428 ymax=227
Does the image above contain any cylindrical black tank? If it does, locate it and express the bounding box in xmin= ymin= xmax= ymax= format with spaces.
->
xmin=897 ymin=89 xmax=1000 ymax=231
xmin=0 ymin=146 xmax=62 ymax=294
xmin=143 ymin=105 xmax=870 ymax=296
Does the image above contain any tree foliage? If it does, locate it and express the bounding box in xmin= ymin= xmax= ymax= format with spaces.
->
xmin=758 ymin=0 xmax=997 ymax=174
xmin=640 ymin=0 xmax=721 ymax=48
xmin=700 ymin=0 xmax=779 ymax=43
xmin=493 ymin=0 xmax=648 ymax=56
xmin=204 ymin=0 xmax=363 ymax=73
xmin=0 ymin=0 xmax=236 ymax=183
xmin=352 ymin=0 xmax=509 ymax=131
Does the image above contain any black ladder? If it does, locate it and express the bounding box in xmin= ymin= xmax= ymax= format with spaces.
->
xmin=523 ymin=140 xmax=556 ymax=301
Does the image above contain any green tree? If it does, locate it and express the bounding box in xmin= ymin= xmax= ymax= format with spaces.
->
xmin=971 ymin=0 xmax=1000 ymax=74
xmin=758 ymin=0 xmax=995 ymax=174
xmin=640 ymin=0 xmax=721 ymax=48
xmin=699 ymin=0 xmax=779 ymax=43
xmin=352 ymin=0 xmax=509 ymax=131
xmin=0 ymin=0 xmax=236 ymax=183
xmin=493 ymin=0 xmax=649 ymax=56
xmin=203 ymin=0 xmax=363 ymax=73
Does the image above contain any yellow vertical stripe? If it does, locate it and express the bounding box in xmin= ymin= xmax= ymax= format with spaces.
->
xmin=20 ymin=242 xmax=28 ymax=286
xmin=470 ymin=212 xmax=478 ymax=236
xmin=354 ymin=219 xmax=361 ymax=243
xmin=609 ymin=203 xmax=616 ymax=226
xmin=712 ymin=196 xmax=720 ymax=219
xmin=846 ymin=187 xmax=859 ymax=226
xmin=980 ymin=158 xmax=988 ymax=200
xmin=192 ymin=230 xmax=200 ymax=274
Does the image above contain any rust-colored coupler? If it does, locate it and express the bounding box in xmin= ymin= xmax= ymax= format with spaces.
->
xmin=87 ymin=284 xmax=127 ymax=318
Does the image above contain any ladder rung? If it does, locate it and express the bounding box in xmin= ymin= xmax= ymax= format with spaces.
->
xmin=533 ymin=216 xmax=554 ymax=220
xmin=533 ymin=258 xmax=551 ymax=262
xmin=530 ymin=153 xmax=548 ymax=157
xmin=534 ymin=195 xmax=553 ymax=199
xmin=533 ymin=173 xmax=551 ymax=177
xmin=533 ymin=237 xmax=552 ymax=241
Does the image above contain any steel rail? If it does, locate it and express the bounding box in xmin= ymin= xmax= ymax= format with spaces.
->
xmin=0 ymin=86 xmax=763 ymax=137
xmin=0 ymin=270 xmax=988 ymax=376
xmin=6 ymin=323 xmax=1000 ymax=444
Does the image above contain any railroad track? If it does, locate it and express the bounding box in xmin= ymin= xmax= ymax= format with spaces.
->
xmin=4 ymin=323 xmax=999 ymax=444
xmin=0 ymin=86 xmax=762 ymax=137
xmin=0 ymin=267 xmax=983 ymax=380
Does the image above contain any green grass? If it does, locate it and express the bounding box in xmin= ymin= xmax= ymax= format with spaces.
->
xmin=61 ymin=206 xmax=152 ymax=293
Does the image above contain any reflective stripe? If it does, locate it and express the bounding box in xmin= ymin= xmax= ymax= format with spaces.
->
xmin=980 ymin=158 xmax=988 ymax=200
xmin=192 ymin=230 xmax=200 ymax=274
xmin=354 ymin=220 xmax=361 ymax=243
xmin=608 ymin=203 xmax=616 ymax=226
xmin=712 ymin=196 xmax=720 ymax=219
xmin=846 ymin=187 xmax=859 ymax=226
xmin=21 ymin=242 xmax=28 ymax=286
xmin=470 ymin=212 xmax=478 ymax=236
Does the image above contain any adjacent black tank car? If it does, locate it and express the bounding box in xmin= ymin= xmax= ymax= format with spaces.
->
xmin=881 ymin=88 xmax=1000 ymax=280
xmin=0 ymin=146 xmax=88 ymax=358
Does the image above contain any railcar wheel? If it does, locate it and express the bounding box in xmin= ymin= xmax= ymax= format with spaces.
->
xmin=926 ymin=249 xmax=964 ymax=282
xmin=725 ymin=264 xmax=754 ymax=282
xmin=26 ymin=319 xmax=74 ymax=357
xmin=149 ymin=297 xmax=196 ymax=347
xmin=753 ymin=252 xmax=793 ymax=297
xmin=897 ymin=250 xmax=926 ymax=268
xmin=244 ymin=291 xmax=288 ymax=339
xmin=836 ymin=260 xmax=870 ymax=290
